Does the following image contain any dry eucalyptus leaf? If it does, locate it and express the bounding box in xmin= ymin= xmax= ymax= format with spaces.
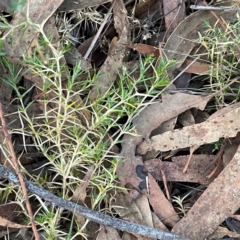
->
xmin=163 ymin=0 xmax=186 ymax=38
xmin=90 ymin=0 xmax=129 ymax=101
xmin=96 ymin=225 xmax=121 ymax=240
xmin=172 ymin=145 xmax=240 ymax=239
xmin=3 ymin=0 xmax=64 ymax=58
xmin=57 ymin=0 xmax=111 ymax=12
xmin=0 ymin=216 xmax=29 ymax=229
xmin=118 ymin=92 xmax=211 ymax=190
xmin=148 ymin=174 xmax=180 ymax=227
xmin=208 ymin=226 xmax=240 ymax=240
xmin=137 ymin=104 xmax=240 ymax=154
xmin=112 ymin=191 xmax=160 ymax=240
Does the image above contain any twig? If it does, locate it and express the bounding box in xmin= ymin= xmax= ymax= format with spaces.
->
xmin=0 ymin=164 xmax=190 ymax=240
xmin=190 ymin=5 xmax=240 ymax=11
xmin=0 ymin=104 xmax=40 ymax=240
xmin=83 ymin=0 xmax=116 ymax=60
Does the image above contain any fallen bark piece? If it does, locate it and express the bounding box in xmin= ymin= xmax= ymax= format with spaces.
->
xmin=172 ymin=145 xmax=240 ymax=239
xmin=137 ymin=104 xmax=240 ymax=154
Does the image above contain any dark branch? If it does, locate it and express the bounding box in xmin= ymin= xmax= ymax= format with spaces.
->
xmin=0 ymin=164 xmax=189 ymax=240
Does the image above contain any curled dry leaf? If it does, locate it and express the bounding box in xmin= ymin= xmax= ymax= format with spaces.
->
xmin=172 ymin=145 xmax=240 ymax=239
xmin=137 ymin=103 xmax=240 ymax=154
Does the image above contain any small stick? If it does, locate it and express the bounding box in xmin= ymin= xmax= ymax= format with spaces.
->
xmin=83 ymin=0 xmax=116 ymax=60
xmin=0 ymin=164 xmax=189 ymax=240
xmin=190 ymin=5 xmax=240 ymax=11
xmin=0 ymin=104 xmax=40 ymax=240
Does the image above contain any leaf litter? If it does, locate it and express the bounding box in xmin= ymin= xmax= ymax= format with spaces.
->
xmin=0 ymin=0 xmax=240 ymax=239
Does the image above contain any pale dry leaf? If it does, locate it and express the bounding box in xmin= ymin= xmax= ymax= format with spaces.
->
xmin=163 ymin=0 xmax=186 ymax=38
xmin=133 ymin=195 xmax=159 ymax=240
xmin=112 ymin=191 xmax=160 ymax=240
xmin=148 ymin=174 xmax=180 ymax=228
xmin=3 ymin=0 xmax=64 ymax=58
xmin=0 ymin=216 xmax=29 ymax=229
xmin=151 ymin=212 xmax=169 ymax=232
xmin=96 ymin=225 xmax=121 ymax=240
xmin=118 ymin=92 xmax=211 ymax=191
xmin=89 ymin=0 xmax=129 ymax=101
xmin=72 ymin=165 xmax=94 ymax=226
xmin=172 ymin=145 xmax=240 ymax=239
xmin=57 ymin=0 xmax=111 ymax=12
xmin=137 ymin=104 xmax=240 ymax=154
xmin=207 ymin=226 xmax=240 ymax=240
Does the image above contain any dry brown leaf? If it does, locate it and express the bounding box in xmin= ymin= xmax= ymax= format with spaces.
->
xmin=222 ymin=133 xmax=240 ymax=167
xmin=57 ymin=0 xmax=111 ymax=12
xmin=207 ymin=226 xmax=240 ymax=240
xmin=118 ymin=92 xmax=211 ymax=191
xmin=143 ymin=117 xmax=177 ymax=160
xmin=72 ymin=165 xmax=94 ymax=227
xmin=137 ymin=103 xmax=240 ymax=154
xmin=89 ymin=0 xmax=129 ymax=101
xmin=96 ymin=225 xmax=121 ymax=240
xmin=172 ymin=145 xmax=240 ymax=239
xmin=3 ymin=0 xmax=64 ymax=59
xmin=112 ymin=191 xmax=161 ymax=240
xmin=0 ymin=216 xmax=29 ymax=229
xmin=163 ymin=0 xmax=186 ymax=38
xmin=148 ymin=174 xmax=180 ymax=227
xmin=178 ymin=59 xmax=211 ymax=74
xmin=122 ymin=43 xmax=159 ymax=58
xmin=144 ymin=155 xmax=221 ymax=185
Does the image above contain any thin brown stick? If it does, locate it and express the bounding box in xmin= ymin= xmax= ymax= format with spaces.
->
xmin=0 ymin=104 xmax=40 ymax=240
xmin=160 ymin=170 xmax=170 ymax=200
